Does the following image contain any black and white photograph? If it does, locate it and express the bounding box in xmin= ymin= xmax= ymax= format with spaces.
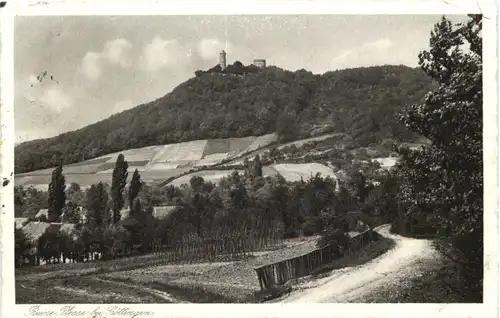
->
xmin=1 ymin=2 xmax=497 ymax=313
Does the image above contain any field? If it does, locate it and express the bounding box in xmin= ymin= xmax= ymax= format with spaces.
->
xmin=15 ymin=133 xmax=279 ymax=189
xmin=276 ymin=133 xmax=343 ymax=150
xmin=164 ymin=163 xmax=337 ymax=187
xmin=371 ymin=157 xmax=398 ymax=169
xmin=168 ymin=170 xmax=245 ymax=187
xmin=270 ymin=163 xmax=338 ymax=182
xmin=16 ymin=236 xmax=319 ymax=303
xmin=16 ymin=132 xmax=354 ymax=190
xmin=15 ymin=233 xmax=402 ymax=304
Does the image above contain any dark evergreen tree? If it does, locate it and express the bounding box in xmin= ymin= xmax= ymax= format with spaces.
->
xmin=47 ymin=163 xmax=66 ymax=222
xmin=85 ymin=182 xmax=109 ymax=228
xmin=252 ymin=154 xmax=263 ymax=178
xmin=128 ymin=169 xmax=143 ymax=214
xmin=349 ymin=171 xmax=373 ymax=203
xmin=243 ymin=158 xmax=252 ymax=178
xmin=111 ymin=154 xmax=129 ymax=224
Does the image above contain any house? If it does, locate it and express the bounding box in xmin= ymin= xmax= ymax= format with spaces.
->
xmin=35 ymin=209 xmax=49 ymax=219
xmin=117 ymin=209 xmax=137 ymax=227
xmin=21 ymin=221 xmax=62 ymax=243
xmin=20 ymin=222 xmax=73 ymax=266
xmin=15 ymin=217 xmax=28 ymax=229
xmin=120 ymin=209 xmax=130 ymax=220
xmin=153 ymin=206 xmax=177 ymax=219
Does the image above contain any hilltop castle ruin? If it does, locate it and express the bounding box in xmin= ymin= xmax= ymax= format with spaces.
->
xmin=219 ymin=50 xmax=266 ymax=70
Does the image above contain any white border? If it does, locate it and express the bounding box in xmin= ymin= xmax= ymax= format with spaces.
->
xmin=1 ymin=1 xmax=498 ymax=318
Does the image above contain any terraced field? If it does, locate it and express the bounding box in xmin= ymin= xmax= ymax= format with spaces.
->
xmin=168 ymin=170 xmax=245 ymax=187
xmin=271 ymin=163 xmax=338 ymax=182
xmin=276 ymin=133 xmax=345 ymax=150
xmin=166 ymin=163 xmax=337 ymax=187
xmin=15 ymin=133 xmax=278 ymax=189
xmin=15 ymin=133 xmax=350 ymax=189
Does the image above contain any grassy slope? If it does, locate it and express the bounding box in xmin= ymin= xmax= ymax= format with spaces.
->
xmin=355 ymin=255 xmax=464 ymax=303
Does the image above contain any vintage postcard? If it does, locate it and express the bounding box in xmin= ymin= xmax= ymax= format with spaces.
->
xmin=0 ymin=0 xmax=498 ymax=317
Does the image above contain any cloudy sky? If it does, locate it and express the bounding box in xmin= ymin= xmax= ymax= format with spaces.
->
xmin=14 ymin=14 xmax=466 ymax=144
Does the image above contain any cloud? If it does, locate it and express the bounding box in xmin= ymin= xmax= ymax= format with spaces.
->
xmin=331 ymin=38 xmax=394 ymax=69
xmin=79 ymin=38 xmax=133 ymax=80
xmin=139 ymin=36 xmax=181 ymax=72
xmin=39 ymin=86 xmax=73 ymax=113
xmin=112 ymin=100 xmax=134 ymax=114
xmin=197 ymin=38 xmax=227 ymax=61
xmin=102 ymin=38 xmax=133 ymax=67
xmin=365 ymin=38 xmax=392 ymax=50
xmin=81 ymin=52 xmax=101 ymax=80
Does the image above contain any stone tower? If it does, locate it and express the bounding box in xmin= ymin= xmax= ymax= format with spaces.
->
xmin=219 ymin=50 xmax=227 ymax=70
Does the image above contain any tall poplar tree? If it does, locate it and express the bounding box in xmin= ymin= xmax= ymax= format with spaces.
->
xmin=128 ymin=169 xmax=143 ymax=217
xmin=252 ymin=154 xmax=263 ymax=178
xmin=47 ymin=163 xmax=66 ymax=222
xmin=85 ymin=182 xmax=109 ymax=228
xmin=111 ymin=154 xmax=128 ymax=224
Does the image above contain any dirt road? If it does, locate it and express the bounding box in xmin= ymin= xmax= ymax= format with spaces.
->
xmin=279 ymin=224 xmax=440 ymax=303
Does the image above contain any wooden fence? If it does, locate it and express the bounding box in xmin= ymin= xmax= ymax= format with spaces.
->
xmin=254 ymin=229 xmax=376 ymax=292
xmin=150 ymin=234 xmax=285 ymax=265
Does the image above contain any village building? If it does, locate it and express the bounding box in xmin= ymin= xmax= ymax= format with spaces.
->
xmin=15 ymin=217 xmax=28 ymax=229
xmin=35 ymin=208 xmax=49 ymax=220
xmin=153 ymin=206 xmax=177 ymax=219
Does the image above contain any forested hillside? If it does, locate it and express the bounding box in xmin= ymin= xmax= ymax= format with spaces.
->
xmin=15 ymin=64 xmax=434 ymax=173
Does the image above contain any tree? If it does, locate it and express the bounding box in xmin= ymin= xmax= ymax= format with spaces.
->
xmin=85 ymin=182 xmax=109 ymax=228
xmin=58 ymin=231 xmax=76 ymax=263
xmin=66 ymin=182 xmax=85 ymax=206
xmin=395 ymin=15 xmax=483 ymax=301
xmin=23 ymin=187 xmax=49 ymax=218
xmin=62 ymin=201 xmax=83 ymax=224
xmin=243 ymin=158 xmax=252 ymax=178
xmin=252 ymin=154 xmax=263 ymax=178
xmin=130 ymin=196 xmax=143 ymax=221
xmin=128 ymin=169 xmax=143 ymax=212
xmin=276 ymin=111 xmax=299 ymax=142
xmin=349 ymin=170 xmax=373 ymax=204
xmin=102 ymin=224 xmax=130 ymax=259
xmin=111 ymin=154 xmax=129 ymax=224
xmin=316 ymin=207 xmax=350 ymax=250
xmin=74 ymin=225 xmax=93 ymax=262
xmin=15 ymin=227 xmax=33 ymax=267
xmin=37 ymin=230 xmax=60 ymax=264
xmin=47 ymin=163 xmax=66 ymax=222
xmin=189 ymin=175 xmax=205 ymax=193
xmin=14 ymin=186 xmax=26 ymax=217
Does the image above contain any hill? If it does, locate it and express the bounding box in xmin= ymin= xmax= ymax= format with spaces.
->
xmin=15 ymin=63 xmax=434 ymax=173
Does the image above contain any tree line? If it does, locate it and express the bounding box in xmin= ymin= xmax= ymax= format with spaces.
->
xmin=15 ymin=148 xmax=390 ymax=267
